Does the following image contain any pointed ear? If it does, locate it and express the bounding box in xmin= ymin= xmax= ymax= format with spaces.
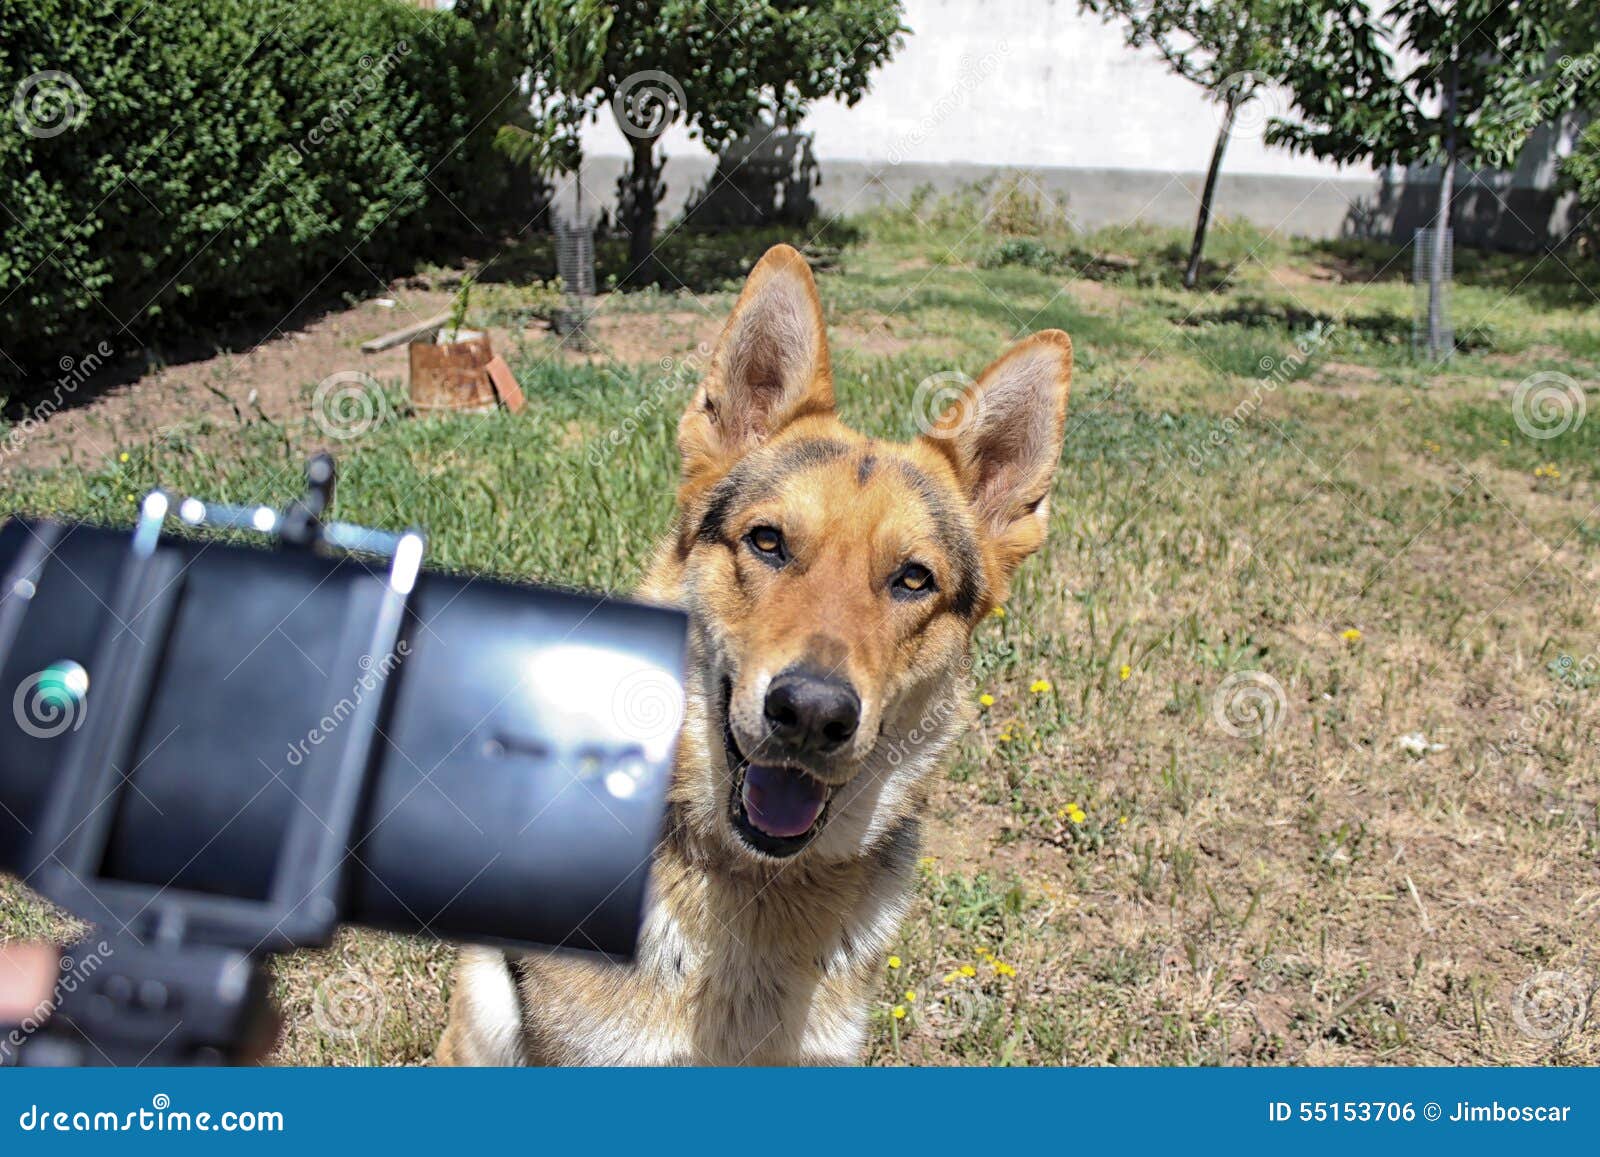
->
xmin=922 ymin=330 xmax=1072 ymax=586
xmin=678 ymin=244 xmax=833 ymax=484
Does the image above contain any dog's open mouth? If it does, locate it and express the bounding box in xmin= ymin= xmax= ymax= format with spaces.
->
xmin=721 ymin=678 xmax=831 ymax=856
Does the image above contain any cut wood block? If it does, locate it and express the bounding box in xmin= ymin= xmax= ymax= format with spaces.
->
xmin=409 ymin=334 xmax=496 ymax=411
xmin=485 ymin=356 xmax=525 ymax=413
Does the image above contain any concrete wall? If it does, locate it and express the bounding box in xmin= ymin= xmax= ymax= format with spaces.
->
xmin=556 ymin=0 xmax=1576 ymax=250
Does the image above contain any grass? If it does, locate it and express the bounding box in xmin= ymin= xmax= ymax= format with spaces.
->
xmin=2 ymin=196 xmax=1598 ymax=1066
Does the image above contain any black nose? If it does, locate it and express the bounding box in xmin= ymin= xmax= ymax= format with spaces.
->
xmin=763 ymin=669 xmax=860 ymax=753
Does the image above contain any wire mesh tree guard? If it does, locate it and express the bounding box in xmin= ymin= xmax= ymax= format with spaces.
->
xmin=553 ymin=209 xmax=597 ymax=352
xmin=1413 ymin=226 xmax=1454 ymax=363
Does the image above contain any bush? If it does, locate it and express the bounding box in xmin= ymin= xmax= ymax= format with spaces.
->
xmin=0 ymin=0 xmax=518 ymax=387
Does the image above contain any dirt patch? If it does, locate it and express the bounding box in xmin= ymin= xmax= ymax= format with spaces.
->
xmin=1064 ymin=278 xmax=1130 ymax=314
xmin=2 ymin=285 xmax=531 ymax=474
xmin=831 ymin=311 xmax=914 ymax=357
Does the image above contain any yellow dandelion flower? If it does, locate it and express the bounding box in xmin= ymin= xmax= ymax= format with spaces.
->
xmin=959 ymin=965 xmax=977 ymax=978
xmin=1119 ymin=664 xmax=1132 ymax=681
xmin=993 ymin=961 xmax=1017 ymax=978
xmin=126 ymin=493 xmax=136 ymax=502
xmin=1069 ymin=808 xmax=1086 ymax=825
xmin=997 ymin=731 xmax=1013 ymax=743
xmin=118 ymin=452 xmax=130 ymax=463
xmin=892 ymin=1005 xmax=906 ymax=1020
xmin=919 ymin=855 xmax=937 ymax=868
xmin=978 ymin=693 xmax=995 ymax=708
xmin=1341 ymin=627 xmax=1362 ymax=643
xmin=1030 ymin=678 xmax=1052 ymax=694
xmin=991 ymin=606 xmax=1006 ymax=619
xmin=1118 ymin=815 xmax=1129 ymax=825
xmin=976 ymin=945 xmax=992 ymax=956
xmin=886 ymin=955 xmax=902 ymax=970
xmin=904 ymin=990 xmax=916 ymax=1002
xmin=942 ymin=970 xmax=962 ymax=983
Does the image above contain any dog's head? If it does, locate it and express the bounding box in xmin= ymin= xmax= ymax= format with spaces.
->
xmin=664 ymin=245 xmax=1071 ymax=866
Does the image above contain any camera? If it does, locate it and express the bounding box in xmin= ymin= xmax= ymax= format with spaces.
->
xmin=0 ymin=457 xmax=687 ymax=1064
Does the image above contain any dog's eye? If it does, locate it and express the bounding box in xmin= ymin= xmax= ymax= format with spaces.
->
xmin=892 ymin=563 xmax=936 ymax=596
xmin=746 ymin=526 xmax=787 ymax=563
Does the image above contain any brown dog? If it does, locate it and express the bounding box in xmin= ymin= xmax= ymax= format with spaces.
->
xmin=437 ymin=244 xmax=1071 ymax=1065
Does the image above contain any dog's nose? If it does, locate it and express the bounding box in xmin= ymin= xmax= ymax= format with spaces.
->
xmin=763 ymin=670 xmax=860 ymax=753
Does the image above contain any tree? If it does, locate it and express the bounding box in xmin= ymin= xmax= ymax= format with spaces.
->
xmin=1267 ymin=0 xmax=1569 ymax=358
xmin=1081 ymin=0 xmax=1300 ymax=289
xmin=471 ymin=0 xmax=905 ymax=272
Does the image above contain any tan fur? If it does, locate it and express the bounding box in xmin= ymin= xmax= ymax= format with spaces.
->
xmin=437 ymin=246 xmax=1071 ymax=1065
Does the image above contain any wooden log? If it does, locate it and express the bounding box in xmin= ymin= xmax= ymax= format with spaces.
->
xmin=409 ymin=334 xmax=497 ymax=412
xmin=361 ymin=310 xmax=451 ymax=354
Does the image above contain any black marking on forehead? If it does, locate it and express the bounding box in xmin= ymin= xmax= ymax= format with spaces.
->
xmin=857 ymin=451 xmax=877 ymax=487
xmin=891 ymin=459 xmax=984 ymax=617
xmin=695 ymin=437 xmax=851 ymax=545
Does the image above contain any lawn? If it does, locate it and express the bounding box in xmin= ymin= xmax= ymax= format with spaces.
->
xmin=2 ymin=191 xmax=1598 ymax=1065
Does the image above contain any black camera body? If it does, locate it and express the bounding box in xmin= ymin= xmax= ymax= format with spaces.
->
xmin=0 ymin=459 xmax=687 ymax=1063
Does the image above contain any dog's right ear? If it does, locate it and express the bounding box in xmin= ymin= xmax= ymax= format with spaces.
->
xmin=677 ymin=244 xmax=834 ymax=487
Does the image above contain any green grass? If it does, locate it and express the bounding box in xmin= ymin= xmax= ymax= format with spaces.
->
xmin=3 ymin=202 xmax=1598 ymax=1066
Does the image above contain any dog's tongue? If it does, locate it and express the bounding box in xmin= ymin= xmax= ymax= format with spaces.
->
xmin=742 ymin=765 xmax=828 ymax=838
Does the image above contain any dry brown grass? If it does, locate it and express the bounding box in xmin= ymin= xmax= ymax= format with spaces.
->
xmin=3 ymin=217 xmax=1596 ymax=1066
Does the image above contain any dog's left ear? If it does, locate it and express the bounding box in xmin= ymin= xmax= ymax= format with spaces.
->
xmin=678 ymin=244 xmax=834 ymax=486
xmin=922 ymin=330 xmax=1072 ymax=590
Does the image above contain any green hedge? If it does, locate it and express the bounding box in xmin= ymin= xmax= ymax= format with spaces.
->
xmin=0 ymin=0 xmax=517 ymax=386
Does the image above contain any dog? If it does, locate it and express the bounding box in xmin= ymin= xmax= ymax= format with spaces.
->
xmin=436 ymin=244 xmax=1071 ymax=1065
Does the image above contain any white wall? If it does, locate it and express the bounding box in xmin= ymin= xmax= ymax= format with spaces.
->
xmin=581 ymin=0 xmax=1369 ymax=179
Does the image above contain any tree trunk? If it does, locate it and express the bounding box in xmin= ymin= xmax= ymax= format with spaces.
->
xmin=1427 ymin=58 xmax=1459 ymax=361
xmin=624 ymin=132 xmax=661 ymax=273
xmin=1185 ymin=93 xmax=1239 ymax=290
